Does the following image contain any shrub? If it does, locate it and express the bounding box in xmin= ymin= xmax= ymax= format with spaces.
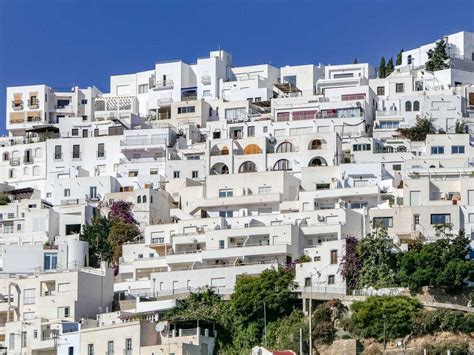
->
xmin=346 ymin=296 xmax=422 ymax=340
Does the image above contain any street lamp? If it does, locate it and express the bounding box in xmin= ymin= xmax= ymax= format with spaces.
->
xmin=382 ymin=314 xmax=387 ymax=350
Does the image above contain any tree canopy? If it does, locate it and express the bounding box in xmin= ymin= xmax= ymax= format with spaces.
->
xmin=425 ymin=38 xmax=450 ymax=71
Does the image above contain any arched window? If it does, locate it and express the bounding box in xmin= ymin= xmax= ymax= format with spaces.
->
xmin=137 ymin=196 xmax=142 ymax=204
xmin=239 ymin=161 xmax=257 ymax=173
xmin=309 ymin=139 xmax=323 ymax=150
xmin=143 ymin=195 xmax=147 ymax=203
xmin=221 ymin=145 xmax=229 ymax=155
xmin=24 ymin=167 xmax=30 ymax=175
xmin=407 ymin=55 xmax=413 ymax=65
xmin=276 ymin=142 xmax=293 ymax=153
xmin=405 ymin=101 xmax=412 ymax=112
xmin=35 ymin=148 xmax=42 ymax=158
xmin=273 ymin=159 xmax=291 ymax=171
xmin=308 ymin=157 xmax=327 ymax=167
xmin=210 ymin=163 xmax=229 ymax=175
xmin=243 ymin=144 xmax=262 ymax=155
xmin=413 ymin=101 xmax=420 ymax=111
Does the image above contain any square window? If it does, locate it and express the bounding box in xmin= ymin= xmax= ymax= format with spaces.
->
xmin=192 ymin=171 xmax=199 ymax=179
xmin=328 ymin=275 xmax=335 ymax=285
xmin=395 ymin=83 xmax=404 ymax=93
xmin=173 ymin=171 xmax=180 ymax=178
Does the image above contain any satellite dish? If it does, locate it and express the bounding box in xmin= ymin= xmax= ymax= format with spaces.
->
xmin=155 ymin=322 xmax=167 ymax=332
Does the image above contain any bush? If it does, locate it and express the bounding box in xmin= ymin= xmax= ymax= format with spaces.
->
xmin=426 ymin=341 xmax=470 ymax=355
xmin=413 ymin=309 xmax=474 ymax=335
xmin=0 ymin=194 xmax=9 ymax=205
xmin=311 ymin=299 xmax=347 ymax=345
xmin=346 ymin=296 xmax=422 ymax=340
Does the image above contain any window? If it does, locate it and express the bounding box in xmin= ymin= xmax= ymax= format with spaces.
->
xmin=395 ymin=83 xmax=404 ymax=93
xmin=276 ymin=141 xmax=293 ymax=153
xmin=151 ymin=237 xmax=164 ymax=244
xmin=333 ymin=73 xmax=354 ymax=79
xmin=376 ymin=86 xmax=385 ymax=96
xmin=219 ymin=240 xmax=225 ymax=249
xmin=304 ymin=277 xmax=311 ymax=287
xmin=219 ymin=189 xmax=233 ymax=198
xmin=44 ymin=253 xmax=58 ymax=270
xmin=56 ymin=99 xmax=70 ymax=109
xmin=58 ymin=306 xmax=70 ymax=318
xmin=9 ymin=333 xmax=14 ymax=349
xmin=219 ymin=210 xmax=233 ymax=218
xmin=393 ymin=164 xmax=402 ymax=171
xmin=373 ymin=217 xmax=393 ymax=228
xmin=247 ymin=126 xmax=255 ymax=137
xmin=413 ymin=101 xmax=420 ymax=111
xmin=258 ymin=186 xmax=271 ymax=195
xmin=142 ymin=195 xmax=147 ymax=203
xmin=283 ymin=75 xmax=297 ymax=85
xmin=125 ymin=338 xmax=132 ymax=352
xmin=405 ymin=101 xmax=412 ymax=111
xmin=353 ymin=144 xmax=371 ymax=151
xmin=273 ymin=159 xmax=291 ymax=171
xmin=54 ymin=145 xmax=62 ymax=160
xmin=71 ymin=128 xmax=79 ymax=136
xmin=431 ymin=146 xmax=444 ymax=155
xmin=81 ymin=99 xmax=88 ymax=105
xmin=64 ymin=189 xmax=70 ymax=197
xmin=173 ymin=171 xmax=180 ymax=178
xmin=89 ymin=186 xmax=97 ymax=199
xmin=407 ymin=55 xmax=413 ymax=65
xmin=177 ymin=106 xmax=195 ymax=114
xmin=330 ymin=250 xmax=338 ymax=264
xmin=430 ymin=214 xmax=451 ymax=225
xmin=107 ymin=341 xmax=114 ymax=355
xmin=379 ymin=121 xmax=399 ymax=129
xmin=254 ymin=97 xmax=261 ymax=102
xmin=97 ymin=143 xmax=105 ymax=158
xmin=83 ymin=130 xmax=88 ymax=138
xmin=239 ymin=161 xmax=257 ymax=173
xmin=350 ymin=201 xmax=368 ymax=209
xmin=21 ymin=332 xmax=27 ymax=348
xmin=68 ymin=346 xmax=74 ymax=355
xmin=24 ymin=288 xmax=36 ymax=305
xmin=263 ymin=126 xmax=268 ymax=133
xmin=87 ymin=344 xmax=94 ymax=355
xmin=138 ymin=84 xmax=148 ymax=94
xmin=414 ymin=214 xmax=420 ymax=226
xmin=72 ymin=145 xmax=80 ymax=159
xmin=328 ymin=275 xmax=335 ymax=285
xmin=192 ymin=171 xmax=199 ymax=179
xmin=451 ymin=145 xmax=465 ymax=154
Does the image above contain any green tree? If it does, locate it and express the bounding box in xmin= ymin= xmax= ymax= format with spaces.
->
xmin=311 ymin=299 xmax=347 ymax=345
xmin=386 ymin=57 xmax=394 ymax=76
xmin=378 ymin=56 xmax=386 ymax=78
xmin=398 ymin=117 xmax=433 ymax=141
xmin=0 ymin=194 xmax=9 ymax=206
xmin=347 ymin=296 xmax=422 ymax=340
xmin=356 ymin=226 xmax=398 ymax=288
xmin=267 ymin=310 xmax=308 ymax=352
xmin=425 ymin=38 xmax=450 ymax=71
xmin=108 ymin=220 xmax=141 ymax=265
xmin=455 ymin=120 xmax=467 ymax=134
xmin=80 ymin=215 xmax=112 ymax=267
xmin=396 ymin=49 xmax=404 ymax=66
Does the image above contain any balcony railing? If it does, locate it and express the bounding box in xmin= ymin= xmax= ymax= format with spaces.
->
xmin=120 ymin=137 xmax=167 ymax=146
xmin=376 ymin=110 xmax=402 ymax=117
xmin=23 ymin=156 xmax=34 ymax=164
xmin=12 ymin=101 xmax=23 ymax=110
xmin=9 ymin=158 xmax=20 ymax=166
xmin=153 ymin=79 xmax=174 ymax=90
xmin=28 ymin=98 xmax=40 ymax=109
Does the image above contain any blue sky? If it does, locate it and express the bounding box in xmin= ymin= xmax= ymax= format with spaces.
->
xmin=0 ymin=0 xmax=473 ymax=133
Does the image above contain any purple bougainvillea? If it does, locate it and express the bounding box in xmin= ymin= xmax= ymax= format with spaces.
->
xmin=108 ymin=200 xmax=137 ymax=225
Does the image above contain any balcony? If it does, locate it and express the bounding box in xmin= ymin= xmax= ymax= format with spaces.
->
xmin=23 ymin=156 xmax=34 ymax=164
xmin=153 ymin=79 xmax=174 ymax=90
xmin=376 ymin=110 xmax=403 ymax=118
xmin=12 ymin=101 xmax=23 ymax=110
xmin=9 ymin=158 xmax=20 ymax=166
xmin=28 ymin=98 xmax=40 ymax=109
xmin=120 ymin=136 xmax=168 ymax=147
xmin=54 ymin=104 xmax=73 ymax=111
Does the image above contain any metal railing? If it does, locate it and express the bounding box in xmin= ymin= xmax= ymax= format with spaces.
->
xmin=153 ymin=79 xmax=174 ymax=90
